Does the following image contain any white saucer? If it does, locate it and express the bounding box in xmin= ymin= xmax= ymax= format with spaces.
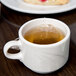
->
xmin=1 ymin=0 xmax=76 ymax=14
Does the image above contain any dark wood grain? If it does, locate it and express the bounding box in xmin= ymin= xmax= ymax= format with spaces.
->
xmin=0 ymin=4 xmax=76 ymax=76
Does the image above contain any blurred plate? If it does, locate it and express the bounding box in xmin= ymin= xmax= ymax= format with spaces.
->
xmin=1 ymin=0 xmax=76 ymax=14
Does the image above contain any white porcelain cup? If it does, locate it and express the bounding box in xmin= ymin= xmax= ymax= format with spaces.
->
xmin=3 ymin=18 xmax=70 ymax=74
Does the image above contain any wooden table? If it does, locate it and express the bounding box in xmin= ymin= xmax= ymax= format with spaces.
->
xmin=0 ymin=4 xmax=76 ymax=76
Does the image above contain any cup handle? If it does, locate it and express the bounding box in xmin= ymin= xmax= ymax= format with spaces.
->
xmin=3 ymin=40 xmax=22 ymax=60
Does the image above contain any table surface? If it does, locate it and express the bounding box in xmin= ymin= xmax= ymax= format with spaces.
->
xmin=0 ymin=3 xmax=76 ymax=76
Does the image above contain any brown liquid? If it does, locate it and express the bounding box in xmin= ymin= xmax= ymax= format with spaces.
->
xmin=24 ymin=24 xmax=65 ymax=44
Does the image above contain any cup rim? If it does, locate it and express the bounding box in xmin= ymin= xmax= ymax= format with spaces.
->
xmin=19 ymin=18 xmax=70 ymax=47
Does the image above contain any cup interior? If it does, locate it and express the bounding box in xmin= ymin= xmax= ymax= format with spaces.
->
xmin=21 ymin=18 xmax=67 ymax=36
xmin=19 ymin=18 xmax=70 ymax=46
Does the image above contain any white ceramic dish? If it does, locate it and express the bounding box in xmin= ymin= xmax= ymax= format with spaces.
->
xmin=3 ymin=18 xmax=70 ymax=73
xmin=1 ymin=0 xmax=76 ymax=14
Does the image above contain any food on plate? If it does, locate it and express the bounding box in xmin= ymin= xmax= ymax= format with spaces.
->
xmin=24 ymin=0 xmax=69 ymax=5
